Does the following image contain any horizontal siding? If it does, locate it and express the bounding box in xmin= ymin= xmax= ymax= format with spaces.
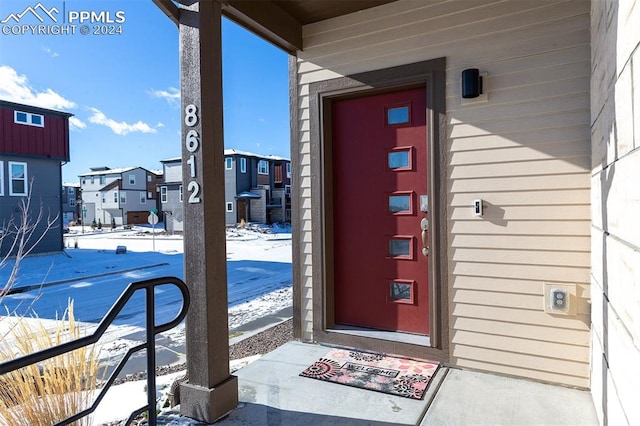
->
xmin=450 ymin=234 xmax=590 ymax=251
xmin=450 ymin=189 xmax=589 ymax=207
xmin=295 ymin=0 xmax=591 ymax=386
xmin=452 ymin=275 xmax=590 ymax=297
xmin=451 ymin=248 xmax=590 ymax=268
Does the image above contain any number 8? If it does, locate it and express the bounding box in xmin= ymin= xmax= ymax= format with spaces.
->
xmin=185 ymin=104 xmax=198 ymax=127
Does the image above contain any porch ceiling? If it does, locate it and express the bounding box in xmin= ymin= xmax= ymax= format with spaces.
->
xmin=154 ymin=0 xmax=399 ymax=53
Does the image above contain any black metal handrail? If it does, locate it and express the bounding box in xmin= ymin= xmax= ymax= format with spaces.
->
xmin=0 ymin=276 xmax=190 ymax=426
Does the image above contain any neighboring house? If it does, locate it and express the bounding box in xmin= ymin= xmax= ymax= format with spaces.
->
xmin=78 ymin=166 xmax=161 ymax=226
xmin=0 ymin=100 xmax=71 ymax=256
xmin=61 ymin=182 xmax=81 ymax=226
xmin=159 ymin=157 xmax=183 ymax=233
xmin=224 ymin=149 xmax=291 ymax=225
xmin=160 ymin=150 xmax=291 ymax=230
xmin=155 ymin=1 xmax=640 ymax=425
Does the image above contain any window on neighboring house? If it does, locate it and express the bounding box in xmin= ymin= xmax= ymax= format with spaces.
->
xmin=113 ymin=192 xmax=118 ymax=203
xmin=120 ymin=192 xmax=127 ymax=204
xmin=69 ymin=197 xmax=76 ymax=207
xmin=274 ymin=165 xmax=283 ymax=183
xmin=226 ymin=202 xmax=233 ymax=212
xmin=240 ymin=158 xmax=246 ymax=173
xmin=102 ymin=193 xmax=106 ymax=203
xmin=286 ymin=163 xmax=291 ymax=178
xmin=148 ymin=191 xmax=153 ymax=199
xmin=140 ymin=192 xmax=146 ymax=203
xmin=258 ymin=160 xmax=268 ymax=175
xmin=0 ymin=162 xmax=4 ymax=196
xmin=91 ymin=176 xmax=95 ymax=184
xmin=161 ymin=186 xmax=168 ymax=203
xmin=14 ymin=110 xmax=44 ymax=127
xmin=9 ymin=162 xmax=28 ymax=196
xmin=179 ymin=185 xmax=183 ymax=203
xmin=129 ymin=174 xmax=135 ymax=185
xmin=68 ymin=187 xmax=75 ymax=195
xmin=225 ymin=157 xmax=233 ymax=170
xmin=82 ymin=178 xmax=86 ymax=185
xmin=147 ymin=175 xmax=152 ymax=182
xmin=100 ymin=176 xmax=105 ymax=185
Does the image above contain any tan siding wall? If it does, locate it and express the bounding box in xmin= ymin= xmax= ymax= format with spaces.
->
xmin=590 ymin=0 xmax=640 ymax=424
xmin=294 ymin=0 xmax=591 ymax=386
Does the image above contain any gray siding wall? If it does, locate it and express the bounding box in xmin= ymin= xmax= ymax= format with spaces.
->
xmin=61 ymin=185 xmax=78 ymax=222
xmin=224 ymin=156 xmax=238 ymax=225
xmin=163 ymin=183 xmax=183 ymax=233
xmin=121 ymin=168 xmax=147 ymax=191
xmin=590 ymin=1 xmax=640 ymax=424
xmin=236 ymin=157 xmax=252 ymax=192
xmin=0 ymin=156 xmax=63 ymax=255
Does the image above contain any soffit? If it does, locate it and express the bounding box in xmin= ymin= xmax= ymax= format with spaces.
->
xmin=270 ymin=0 xmax=398 ymax=25
xmin=155 ymin=0 xmax=399 ymax=53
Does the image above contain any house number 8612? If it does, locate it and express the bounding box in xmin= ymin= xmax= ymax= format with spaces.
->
xmin=184 ymin=104 xmax=201 ymax=204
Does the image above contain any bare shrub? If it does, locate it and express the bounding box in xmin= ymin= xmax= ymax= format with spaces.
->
xmin=0 ymin=300 xmax=105 ymax=425
xmin=1 ymin=189 xmax=58 ymax=299
xmin=0 ymin=186 xmax=103 ymax=424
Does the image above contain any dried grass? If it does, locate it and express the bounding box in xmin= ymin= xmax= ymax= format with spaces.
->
xmin=0 ymin=300 xmax=105 ymax=425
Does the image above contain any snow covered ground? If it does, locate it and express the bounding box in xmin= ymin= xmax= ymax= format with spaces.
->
xmin=0 ymin=224 xmax=292 ymax=425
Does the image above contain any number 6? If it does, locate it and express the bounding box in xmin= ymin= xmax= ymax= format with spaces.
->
xmin=185 ymin=130 xmax=199 ymax=152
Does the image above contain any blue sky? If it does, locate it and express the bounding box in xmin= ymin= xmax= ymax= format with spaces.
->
xmin=0 ymin=0 xmax=290 ymax=183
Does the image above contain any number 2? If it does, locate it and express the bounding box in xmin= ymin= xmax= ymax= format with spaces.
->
xmin=188 ymin=181 xmax=201 ymax=204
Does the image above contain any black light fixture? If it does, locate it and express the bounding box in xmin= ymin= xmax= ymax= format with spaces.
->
xmin=461 ymin=68 xmax=483 ymax=99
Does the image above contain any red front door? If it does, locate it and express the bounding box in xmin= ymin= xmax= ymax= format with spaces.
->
xmin=333 ymin=87 xmax=430 ymax=335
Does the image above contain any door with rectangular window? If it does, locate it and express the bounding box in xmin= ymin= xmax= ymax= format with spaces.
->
xmin=332 ymin=87 xmax=430 ymax=335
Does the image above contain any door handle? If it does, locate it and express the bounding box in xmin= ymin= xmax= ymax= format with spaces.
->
xmin=421 ymin=217 xmax=429 ymax=256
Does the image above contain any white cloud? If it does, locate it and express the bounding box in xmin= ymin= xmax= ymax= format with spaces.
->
xmin=0 ymin=65 xmax=75 ymax=111
xmin=148 ymin=87 xmax=180 ymax=106
xmin=41 ymin=46 xmax=59 ymax=58
xmin=69 ymin=116 xmax=86 ymax=131
xmin=258 ymin=118 xmax=266 ymax=123
xmin=88 ymin=107 xmax=158 ymax=135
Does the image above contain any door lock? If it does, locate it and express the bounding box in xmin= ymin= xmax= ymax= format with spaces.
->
xmin=421 ymin=217 xmax=429 ymax=256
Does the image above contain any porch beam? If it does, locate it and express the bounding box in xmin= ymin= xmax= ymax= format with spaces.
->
xmin=151 ymin=0 xmax=179 ymax=26
xmin=177 ymin=1 xmax=238 ymax=422
xmin=222 ymin=0 xmax=303 ymax=53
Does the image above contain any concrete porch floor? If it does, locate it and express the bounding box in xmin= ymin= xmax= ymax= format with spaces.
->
xmin=216 ymin=341 xmax=599 ymax=425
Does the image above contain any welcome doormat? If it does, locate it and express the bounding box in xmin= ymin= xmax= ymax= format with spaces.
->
xmin=299 ymin=348 xmax=439 ymax=400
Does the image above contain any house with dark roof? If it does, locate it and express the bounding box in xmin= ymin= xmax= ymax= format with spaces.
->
xmin=223 ymin=149 xmax=291 ymax=225
xmin=159 ymin=149 xmax=290 ymax=232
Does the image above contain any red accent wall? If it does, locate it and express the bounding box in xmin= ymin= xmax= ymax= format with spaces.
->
xmin=0 ymin=107 xmax=70 ymax=160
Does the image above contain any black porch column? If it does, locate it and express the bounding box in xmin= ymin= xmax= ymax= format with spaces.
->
xmin=178 ymin=1 xmax=238 ymax=422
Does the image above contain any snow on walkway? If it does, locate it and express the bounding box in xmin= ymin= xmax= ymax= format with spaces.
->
xmin=0 ymin=225 xmax=293 ymax=425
